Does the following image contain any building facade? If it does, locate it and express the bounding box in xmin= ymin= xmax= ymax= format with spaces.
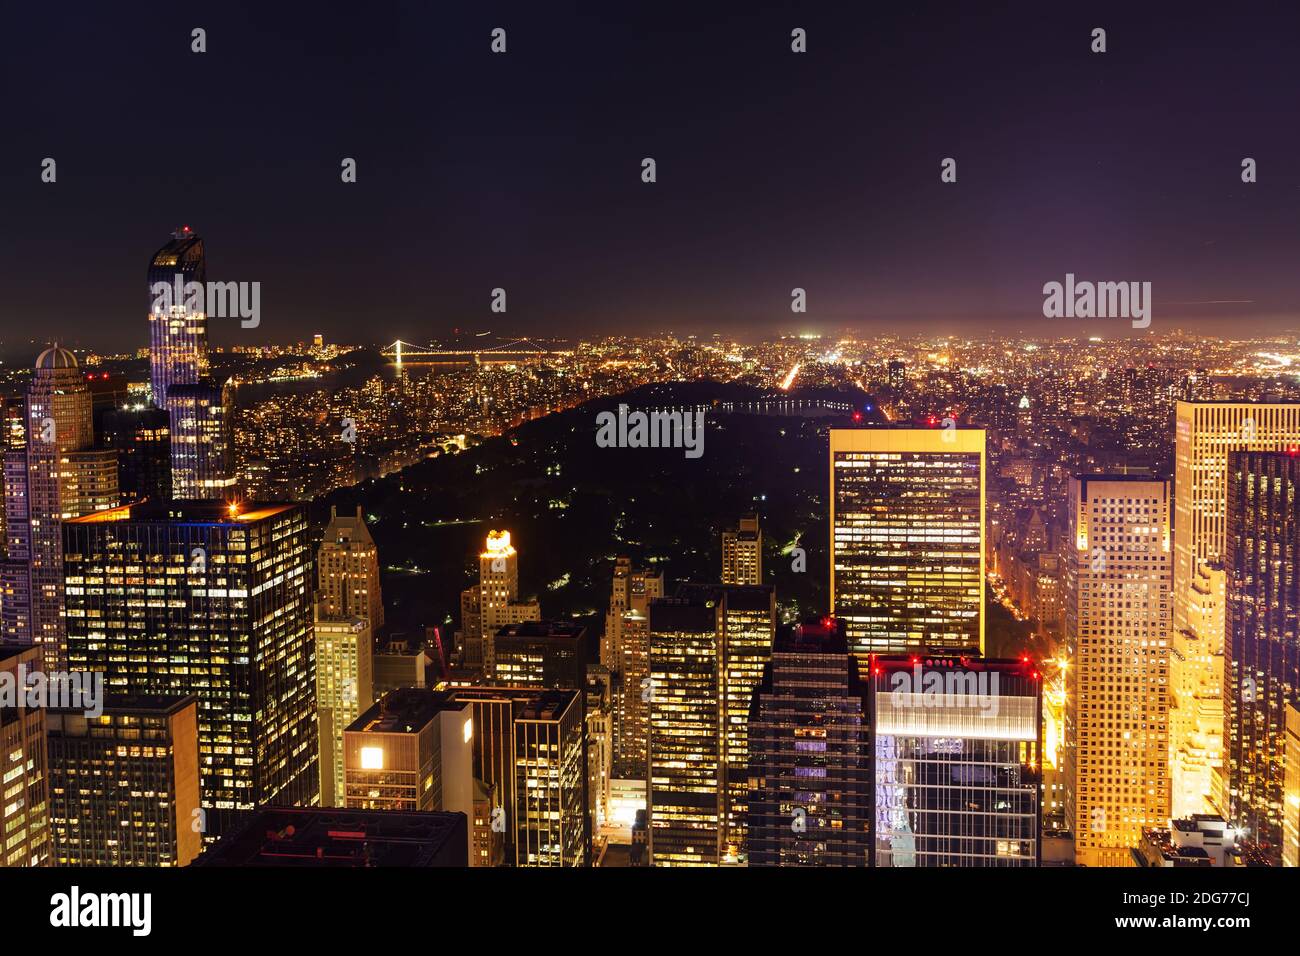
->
xmin=1065 ymin=474 xmax=1172 ymax=866
xmin=748 ymin=617 xmax=870 ymax=866
xmin=1224 ymin=450 xmax=1300 ymax=860
xmin=1171 ymin=401 xmax=1300 ymax=817
xmin=871 ymin=656 xmax=1042 ymax=866
xmin=148 ymin=226 xmax=208 ymax=411
xmin=46 ymin=695 xmax=201 ymax=867
xmin=721 ymin=514 xmax=762 ymax=585
xmin=63 ymin=500 xmax=318 ymax=838
xmin=829 ymin=427 xmax=985 ymax=659
xmin=0 ymin=643 xmax=50 ymax=867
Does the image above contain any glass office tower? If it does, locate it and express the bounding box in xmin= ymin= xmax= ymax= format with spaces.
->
xmin=1225 ymin=450 xmax=1300 ymax=861
xmin=871 ymin=656 xmax=1041 ymax=867
xmin=147 ymin=226 xmax=208 ymax=411
xmin=830 ymin=427 xmax=985 ymax=660
xmin=63 ymin=500 xmax=318 ymax=839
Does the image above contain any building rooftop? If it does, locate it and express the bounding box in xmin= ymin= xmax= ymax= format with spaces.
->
xmin=191 ymin=807 xmax=466 ymax=867
xmin=66 ymin=500 xmax=297 ymax=524
xmin=348 ymin=687 xmax=464 ymax=735
xmin=46 ymin=693 xmax=195 ymax=717
xmin=35 ymin=344 xmax=78 ymax=370
xmin=494 ymin=620 xmax=585 ymax=640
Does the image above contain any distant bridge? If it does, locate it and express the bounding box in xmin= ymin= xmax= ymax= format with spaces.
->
xmin=381 ymin=339 xmax=557 ymax=363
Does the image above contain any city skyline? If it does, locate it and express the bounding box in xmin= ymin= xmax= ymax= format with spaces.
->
xmin=2 ymin=11 xmax=1295 ymax=944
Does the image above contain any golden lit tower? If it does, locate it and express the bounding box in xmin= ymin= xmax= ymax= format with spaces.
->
xmin=1065 ymin=474 xmax=1171 ymax=867
xmin=317 ymin=505 xmax=384 ymax=630
xmin=829 ymin=427 xmax=985 ymax=660
xmin=462 ymin=531 xmax=539 ymax=676
xmin=604 ymin=557 xmax=663 ymax=777
xmin=1170 ymin=401 xmax=1300 ymax=817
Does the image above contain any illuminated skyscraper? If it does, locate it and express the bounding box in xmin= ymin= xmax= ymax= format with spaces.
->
xmin=459 ymin=531 xmax=539 ymax=674
xmin=452 ymin=685 xmax=587 ymax=866
xmin=167 ymin=380 xmax=236 ymax=501
xmin=1224 ymin=450 xmax=1300 ymax=861
xmin=748 ymin=617 xmax=870 ymax=867
xmin=0 ymin=642 xmax=50 ymax=867
xmin=46 ymin=695 xmax=201 ymax=867
xmin=644 ymin=583 xmax=775 ymax=865
xmin=148 ymin=226 xmax=208 ymax=411
xmin=603 ymin=557 xmax=662 ymax=777
xmin=314 ymin=507 xmax=382 ymax=807
xmin=721 ymin=514 xmax=762 ymax=585
xmin=1065 ymin=475 xmax=1171 ymax=867
xmin=315 ymin=614 xmax=373 ymax=808
xmin=317 ymin=505 xmax=384 ymax=629
xmin=63 ymin=500 xmax=318 ymax=839
xmin=712 ymin=584 xmax=775 ymax=862
xmin=1171 ymin=401 xmax=1300 ymax=817
xmin=829 ymin=427 xmax=985 ymax=659
xmin=647 ymin=591 xmax=721 ymax=866
xmin=1 ymin=346 xmax=117 ymax=668
xmin=871 ymin=656 xmax=1041 ymax=867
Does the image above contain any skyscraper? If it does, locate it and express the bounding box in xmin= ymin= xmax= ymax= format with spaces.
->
xmin=829 ymin=427 xmax=985 ymax=659
xmin=1065 ymin=474 xmax=1172 ymax=867
xmin=1171 ymin=401 xmax=1300 ymax=817
xmin=871 ymin=656 xmax=1042 ymax=866
xmin=315 ymin=614 xmax=373 ymax=808
xmin=721 ymin=514 xmax=762 ymax=585
xmin=167 ymin=380 xmax=236 ymax=501
xmin=0 ymin=642 xmax=50 ymax=867
xmin=63 ymin=500 xmax=318 ymax=838
xmin=492 ymin=621 xmax=586 ymax=690
xmin=317 ymin=505 xmax=384 ymax=630
xmin=148 ymin=226 xmax=208 ymax=411
xmin=603 ymin=557 xmax=662 ymax=777
xmin=647 ymin=592 xmax=722 ymax=866
xmin=1284 ymin=703 xmax=1300 ymax=868
xmin=712 ymin=584 xmax=775 ymax=862
xmin=748 ymin=617 xmax=871 ymax=867
xmin=1224 ymin=450 xmax=1300 ymax=860
xmin=1 ymin=346 xmax=117 ymax=668
xmin=452 ymin=685 xmax=587 ymax=866
xmin=459 ymin=531 xmax=539 ymax=674
xmin=643 ymin=583 xmax=776 ymax=865
xmin=46 ymin=695 xmax=201 ymax=867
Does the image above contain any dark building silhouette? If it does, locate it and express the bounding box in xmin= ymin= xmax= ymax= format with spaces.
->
xmin=748 ymin=617 xmax=871 ymax=866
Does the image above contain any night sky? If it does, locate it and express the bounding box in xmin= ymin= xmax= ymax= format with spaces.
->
xmin=4 ymin=1 xmax=1300 ymax=351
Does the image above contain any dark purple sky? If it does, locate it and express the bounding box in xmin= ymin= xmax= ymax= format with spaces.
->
xmin=3 ymin=1 xmax=1300 ymax=351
